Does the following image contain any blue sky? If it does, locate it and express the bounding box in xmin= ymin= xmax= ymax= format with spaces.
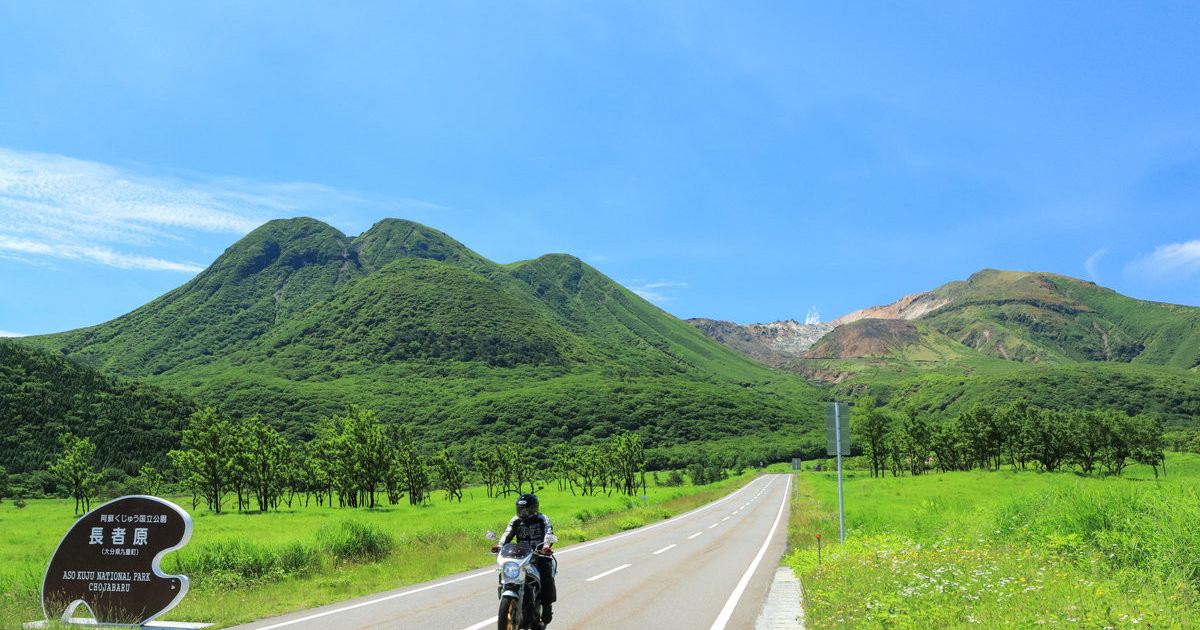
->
xmin=2 ymin=2 xmax=1198 ymax=337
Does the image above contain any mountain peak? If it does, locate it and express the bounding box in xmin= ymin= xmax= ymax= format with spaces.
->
xmin=352 ymin=218 xmax=491 ymax=272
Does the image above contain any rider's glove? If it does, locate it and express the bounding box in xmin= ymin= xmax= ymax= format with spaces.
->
xmin=540 ymin=546 xmax=553 ymax=556
xmin=491 ymin=545 xmax=500 ymax=554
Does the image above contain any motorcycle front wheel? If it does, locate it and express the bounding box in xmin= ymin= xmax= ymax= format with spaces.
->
xmin=498 ymin=597 xmax=520 ymax=630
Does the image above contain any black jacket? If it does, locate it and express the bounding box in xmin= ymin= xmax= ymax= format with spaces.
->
xmin=500 ymin=513 xmax=554 ymax=547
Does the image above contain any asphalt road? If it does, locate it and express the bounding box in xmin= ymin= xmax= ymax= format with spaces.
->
xmin=230 ymin=474 xmax=792 ymax=630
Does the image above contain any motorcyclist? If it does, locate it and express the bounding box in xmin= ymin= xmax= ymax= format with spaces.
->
xmin=492 ymin=493 xmax=556 ymax=624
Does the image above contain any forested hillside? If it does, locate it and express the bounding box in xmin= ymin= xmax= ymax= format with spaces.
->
xmin=862 ymin=363 xmax=1200 ymax=427
xmin=0 ymin=341 xmax=197 ymax=474
xmin=15 ymin=218 xmax=828 ymax=467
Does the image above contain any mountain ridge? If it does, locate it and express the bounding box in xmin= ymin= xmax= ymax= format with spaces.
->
xmin=16 ymin=217 xmax=828 ymax=465
xmin=691 ymin=269 xmax=1200 ymax=373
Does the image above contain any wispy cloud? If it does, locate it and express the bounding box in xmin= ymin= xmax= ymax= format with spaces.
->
xmin=1127 ymin=240 xmax=1200 ymax=278
xmin=628 ymin=279 xmax=688 ymax=303
xmin=0 ymin=330 xmax=27 ymax=338
xmin=1085 ymin=248 xmax=1108 ymax=281
xmin=0 ymin=147 xmax=435 ymax=272
xmin=0 ymin=235 xmax=204 ymax=272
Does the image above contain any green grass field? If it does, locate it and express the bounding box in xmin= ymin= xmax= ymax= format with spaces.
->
xmin=785 ymin=452 xmax=1200 ymax=629
xmin=0 ymin=474 xmax=755 ymax=628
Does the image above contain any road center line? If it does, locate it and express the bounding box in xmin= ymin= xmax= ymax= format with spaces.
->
xmin=586 ymin=563 xmax=632 ymax=582
xmin=688 ymin=532 xmax=703 ymax=539
xmin=556 ymin=476 xmax=769 ymax=557
xmin=652 ymin=544 xmax=676 ymax=555
xmin=708 ymin=523 xmax=719 ymax=529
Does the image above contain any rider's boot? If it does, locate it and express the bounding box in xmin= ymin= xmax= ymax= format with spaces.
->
xmin=541 ymin=601 xmax=553 ymax=624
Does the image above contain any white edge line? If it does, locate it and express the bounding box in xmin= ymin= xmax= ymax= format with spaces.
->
xmin=462 ymin=617 xmax=499 ymax=630
xmin=254 ymin=476 xmax=771 ymax=630
xmin=652 ymin=544 xmax=676 ymax=555
xmin=254 ymin=569 xmax=492 ymax=630
xmin=586 ymin=563 xmax=632 ymax=582
xmin=709 ymin=476 xmax=791 ymax=630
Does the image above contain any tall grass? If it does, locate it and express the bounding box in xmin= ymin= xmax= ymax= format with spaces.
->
xmin=786 ymin=453 xmax=1200 ymax=629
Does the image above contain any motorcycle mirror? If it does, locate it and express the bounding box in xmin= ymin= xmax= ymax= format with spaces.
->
xmin=543 ymin=533 xmax=558 ymax=545
xmin=486 ymin=530 xmax=498 ymax=541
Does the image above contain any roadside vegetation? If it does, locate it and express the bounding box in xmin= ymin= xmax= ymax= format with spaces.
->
xmin=786 ymin=451 xmax=1200 ymax=628
xmin=0 ymin=470 xmax=757 ymax=629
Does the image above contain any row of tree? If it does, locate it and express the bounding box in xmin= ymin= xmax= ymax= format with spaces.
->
xmin=30 ymin=405 xmax=658 ymax=515
xmin=854 ymin=399 xmax=1167 ymax=478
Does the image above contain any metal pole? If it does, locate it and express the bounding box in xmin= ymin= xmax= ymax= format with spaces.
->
xmin=835 ymin=403 xmax=845 ymax=545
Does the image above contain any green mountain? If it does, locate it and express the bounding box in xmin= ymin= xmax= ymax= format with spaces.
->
xmin=835 ymin=269 xmax=1200 ymax=369
xmin=17 ymin=218 xmax=827 ymax=465
xmin=0 ymin=341 xmax=198 ymax=474
xmin=784 ymin=270 xmax=1200 ymax=426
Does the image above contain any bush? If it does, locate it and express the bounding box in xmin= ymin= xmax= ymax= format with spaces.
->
xmin=317 ymin=519 xmax=394 ymax=562
xmin=661 ymin=470 xmax=685 ymax=487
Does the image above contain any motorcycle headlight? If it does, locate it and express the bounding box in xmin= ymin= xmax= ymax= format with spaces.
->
xmin=502 ymin=561 xmax=521 ymax=580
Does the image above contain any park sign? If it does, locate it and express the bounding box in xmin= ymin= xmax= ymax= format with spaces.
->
xmin=40 ymin=495 xmax=193 ymax=626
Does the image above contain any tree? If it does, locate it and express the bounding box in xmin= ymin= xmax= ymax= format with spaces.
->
xmin=1070 ymin=411 xmax=1107 ymax=474
xmin=344 ymin=405 xmax=391 ymax=508
xmin=1130 ymin=414 xmax=1166 ymax=478
xmin=930 ymin=416 xmax=965 ymax=472
xmin=995 ymin=400 xmax=1026 ymax=470
xmin=474 ymin=449 xmax=501 ymax=498
xmin=394 ymin=426 xmax=431 ymax=506
xmin=48 ymin=433 xmax=101 ymax=514
xmin=854 ymin=398 xmax=892 ymax=478
xmin=0 ymin=464 xmax=7 ymax=503
xmin=169 ymin=407 xmax=235 ymax=514
xmin=1024 ymin=409 xmax=1071 ymax=472
xmin=900 ymin=405 xmax=932 ymax=476
xmin=434 ymin=450 xmax=465 ymax=502
xmin=137 ymin=462 xmax=165 ymax=497
xmin=958 ymin=404 xmax=998 ymax=470
xmin=243 ymin=414 xmax=291 ymax=511
xmin=611 ymin=431 xmax=647 ymax=496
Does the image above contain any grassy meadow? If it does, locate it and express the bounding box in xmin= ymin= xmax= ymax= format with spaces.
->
xmin=785 ymin=452 xmax=1200 ymax=629
xmin=0 ymin=473 xmax=755 ymax=629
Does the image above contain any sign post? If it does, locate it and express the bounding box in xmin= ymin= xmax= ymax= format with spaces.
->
xmin=34 ymin=495 xmax=208 ymax=629
xmin=790 ymin=457 xmax=803 ymax=503
xmin=825 ymin=402 xmax=850 ymax=544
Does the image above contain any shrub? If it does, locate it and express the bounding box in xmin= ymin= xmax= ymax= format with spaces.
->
xmin=317 ymin=519 xmax=394 ymax=562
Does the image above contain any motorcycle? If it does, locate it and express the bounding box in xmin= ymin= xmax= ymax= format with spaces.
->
xmin=486 ymin=530 xmax=557 ymax=630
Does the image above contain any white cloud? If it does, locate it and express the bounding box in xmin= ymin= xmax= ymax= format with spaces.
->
xmin=1085 ymin=247 xmax=1108 ymax=281
xmin=1127 ymin=240 xmax=1200 ymax=278
xmin=0 ymin=147 xmax=439 ymax=273
xmin=0 ymin=330 xmax=27 ymax=337
xmin=629 ymin=280 xmax=688 ymax=303
xmin=0 ymin=235 xmax=204 ymax=272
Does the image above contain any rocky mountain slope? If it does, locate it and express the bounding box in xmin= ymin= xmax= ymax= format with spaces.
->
xmin=693 ymin=269 xmax=1200 ymax=373
xmin=685 ymin=318 xmax=833 ymax=367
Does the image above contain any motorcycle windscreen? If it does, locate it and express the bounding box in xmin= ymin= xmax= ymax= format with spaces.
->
xmin=499 ymin=543 xmax=533 ymax=558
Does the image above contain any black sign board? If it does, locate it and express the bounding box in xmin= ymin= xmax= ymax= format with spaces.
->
xmin=41 ymin=495 xmax=193 ymax=626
